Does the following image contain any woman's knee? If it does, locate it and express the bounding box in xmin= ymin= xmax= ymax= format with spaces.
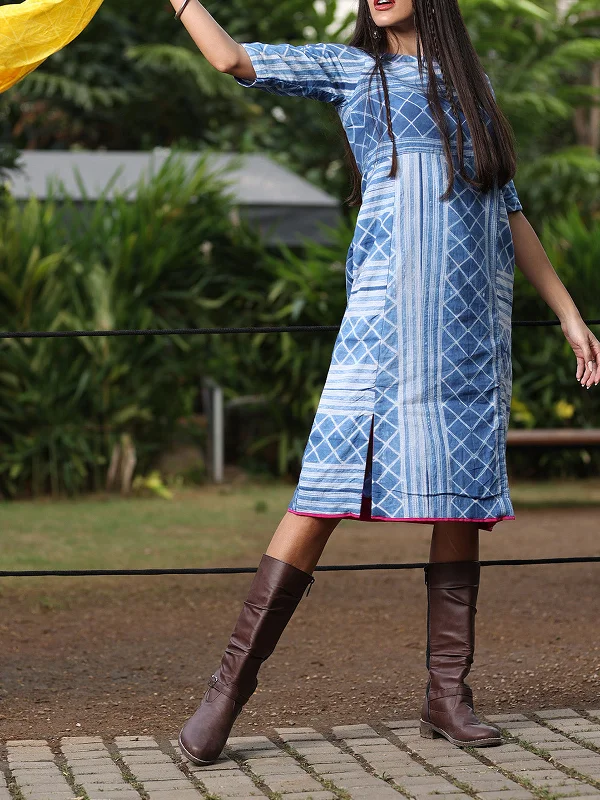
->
xmin=280 ymin=511 xmax=341 ymax=538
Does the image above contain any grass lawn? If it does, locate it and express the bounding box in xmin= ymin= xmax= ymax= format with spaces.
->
xmin=0 ymin=482 xmax=296 ymax=572
xmin=1 ymin=477 xmax=600 ymax=572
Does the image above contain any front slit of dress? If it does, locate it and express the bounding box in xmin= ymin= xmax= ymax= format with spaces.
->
xmin=359 ymin=414 xmax=375 ymax=520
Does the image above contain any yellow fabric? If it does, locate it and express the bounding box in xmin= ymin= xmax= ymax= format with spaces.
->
xmin=0 ymin=0 xmax=104 ymax=93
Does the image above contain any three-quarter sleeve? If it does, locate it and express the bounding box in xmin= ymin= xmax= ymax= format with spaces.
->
xmin=233 ymin=42 xmax=368 ymax=105
xmin=501 ymin=179 xmax=522 ymax=213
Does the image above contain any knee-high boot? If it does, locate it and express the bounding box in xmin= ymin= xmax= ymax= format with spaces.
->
xmin=419 ymin=560 xmax=504 ymax=747
xmin=178 ymin=553 xmax=315 ymax=765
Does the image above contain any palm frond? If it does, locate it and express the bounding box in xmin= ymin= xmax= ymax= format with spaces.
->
xmin=126 ymin=44 xmax=242 ymax=98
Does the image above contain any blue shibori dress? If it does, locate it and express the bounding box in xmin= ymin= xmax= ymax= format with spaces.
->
xmin=234 ymin=42 xmax=522 ymax=532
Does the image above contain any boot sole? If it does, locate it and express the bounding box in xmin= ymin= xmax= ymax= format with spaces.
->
xmin=420 ymin=719 xmax=503 ymax=747
xmin=178 ymin=730 xmax=220 ymax=766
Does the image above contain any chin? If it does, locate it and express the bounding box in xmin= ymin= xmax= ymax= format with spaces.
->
xmin=370 ymin=0 xmax=414 ymax=22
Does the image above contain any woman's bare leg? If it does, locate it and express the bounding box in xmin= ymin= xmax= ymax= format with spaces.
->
xmin=429 ymin=521 xmax=479 ymax=562
xmin=266 ymin=511 xmax=342 ymax=573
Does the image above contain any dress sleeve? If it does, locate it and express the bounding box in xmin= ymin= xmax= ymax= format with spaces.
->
xmin=233 ymin=42 xmax=367 ymax=105
xmin=500 ymin=179 xmax=523 ymax=213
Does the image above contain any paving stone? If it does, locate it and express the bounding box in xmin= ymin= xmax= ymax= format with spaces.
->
xmin=141 ymin=792 xmax=201 ymax=800
xmin=60 ymin=737 xmax=104 ymax=744
xmin=484 ymin=715 xmax=530 ymax=723
xmin=61 ymin=737 xmax=138 ymax=799
xmin=383 ymin=729 xmax=534 ymax=800
xmin=296 ymin=752 xmax=357 ymax=764
xmin=288 ymin=745 xmax=340 ymax=756
xmin=236 ymin=736 xmax=325 ymax=796
xmin=115 ymin=736 xmax=158 ymax=745
xmin=331 ymin=725 xmax=379 ymax=738
xmin=334 ymin=723 xmax=464 ymax=799
xmin=6 ymin=740 xmax=53 ymax=747
xmin=61 ymin=742 xmax=107 ymax=752
xmin=7 ymin=742 xmax=76 ymax=800
xmin=427 ymin=755 xmax=487 ymax=766
xmin=142 ymin=779 xmax=200 ymax=790
xmin=499 ymin=715 xmax=600 ymax=789
xmin=273 ymin=727 xmax=316 ymax=734
xmin=485 ymin=752 xmax=547 ymax=764
xmin=70 ymin=769 xmax=125 ymax=781
xmin=407 ymin=793 xmax=469 ymax=800
xmin=19 ymin=794 xmax=74 ymax=800
xmin=277 ymin=732 xmax=328 ymax=742
xmin=61 ymin=750 xmax=108 ymax=761
xmin=173 ymin=741 xmax=266 ymax=797
xmin=227 ymin=736 xmax=279 ymax=746
xmin=476 ymin=792 xmax=536 ymax=800
xmin=116 ymin=738 xmax=201 ymax=799
xmin=383 ymin=720 xmax=423 ymax=729
xmin=8 ymin=749 xmax=55 ymax=762
xmin=536 ymin=710 xmax=580 ymax=720
xmin=478 ymin=723 xmax=597 ymax=798
xmin=280 ymin=726 xmax=399 ymax=798
xmin=545 ymin=715 xmax=600 ymax=750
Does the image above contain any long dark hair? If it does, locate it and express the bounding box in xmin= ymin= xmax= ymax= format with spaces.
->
xmin=341 ymin=0 xmax=518 ymax=206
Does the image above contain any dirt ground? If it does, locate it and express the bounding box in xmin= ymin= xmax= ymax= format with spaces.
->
xmin=0 ymin=505 xmax=598 ymax=742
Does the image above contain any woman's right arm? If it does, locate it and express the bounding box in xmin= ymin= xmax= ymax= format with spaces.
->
xmin=168 ymin=0 xmax=255 ymax=80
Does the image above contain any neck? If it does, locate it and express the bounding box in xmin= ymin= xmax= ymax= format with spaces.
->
xmin=385 ymin=28 xmax=418 ymax=57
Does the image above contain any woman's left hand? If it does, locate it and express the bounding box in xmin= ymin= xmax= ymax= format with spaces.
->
xmin=560 ymin=314 xmax=600 ymax=388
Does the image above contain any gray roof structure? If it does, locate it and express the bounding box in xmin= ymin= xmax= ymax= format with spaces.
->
xmin=5 ymin=149 xmax=340 ymax=246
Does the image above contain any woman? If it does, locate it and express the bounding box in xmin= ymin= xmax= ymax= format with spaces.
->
xmin=169 ymin=0 xmax=600 ymax=763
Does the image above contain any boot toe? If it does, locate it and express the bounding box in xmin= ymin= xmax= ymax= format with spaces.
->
xmin=179 ymin=690 xmax=240 ymax=764
xmin=470 ymin=722 xmax=504 ymax=745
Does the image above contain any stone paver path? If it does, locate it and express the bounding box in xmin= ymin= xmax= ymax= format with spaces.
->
xmin=1 ymin=709 xmax=600 ymax=800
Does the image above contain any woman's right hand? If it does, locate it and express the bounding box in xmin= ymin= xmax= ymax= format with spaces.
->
xmin=560 ymin=313 xmax=600 ymax=389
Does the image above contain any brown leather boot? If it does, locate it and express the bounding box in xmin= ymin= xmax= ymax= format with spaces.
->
xmin=419 ymin=560 xmax=504 ymax=747
xmin=178 ymin=553 xmax=315 ymax=765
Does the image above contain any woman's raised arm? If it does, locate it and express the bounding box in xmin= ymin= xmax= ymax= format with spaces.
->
xmin=168 ymin=0 xmax=255 ymax=80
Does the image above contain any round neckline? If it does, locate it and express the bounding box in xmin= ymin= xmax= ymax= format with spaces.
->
xmin=382 ymin=52 xmax=442 ymax=69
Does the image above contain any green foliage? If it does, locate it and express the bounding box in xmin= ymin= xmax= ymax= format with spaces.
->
xmin=0 ymin=0 xmax=353 ymax=201
xmin=460 ymin=0 xmax=600 ymax=224
xmin=2 ymin=0 xmax=599 ymax=221
xmin=509 ymin=203 xmax=600 ymax=478
xmin=204 ymin=219 xmax=355 ymax=475
xmin=0 ymin=150 xmax=265 ymax=498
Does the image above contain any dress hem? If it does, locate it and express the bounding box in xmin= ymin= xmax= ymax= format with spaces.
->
xmin=287 ymin=506 xmax=515 ymax=532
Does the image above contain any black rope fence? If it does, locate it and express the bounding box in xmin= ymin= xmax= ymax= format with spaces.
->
xmin=1 ymin=318 xmax=599 ymax=340
xmin=2 ymin=316 xmax=599 ymax=579
xmin=1 ymin=556 xmax=599 ymax=578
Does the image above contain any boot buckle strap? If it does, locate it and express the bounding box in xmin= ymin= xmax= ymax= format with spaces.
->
xmin=207 ymin=674 xmax=252 ymax=705
xmin=427 ymin=686 xmax=473 ymax=702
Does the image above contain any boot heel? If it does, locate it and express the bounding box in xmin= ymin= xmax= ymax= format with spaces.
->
xmin=420 ymin=720 xmax=440 ymax=739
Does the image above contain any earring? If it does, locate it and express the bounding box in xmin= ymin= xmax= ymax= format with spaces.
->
xmin=372 ymin=26 xmax=380 ymax=38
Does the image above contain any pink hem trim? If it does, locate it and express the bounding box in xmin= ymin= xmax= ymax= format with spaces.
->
xmin=287 ymin=507 xmax=515 ymax=531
